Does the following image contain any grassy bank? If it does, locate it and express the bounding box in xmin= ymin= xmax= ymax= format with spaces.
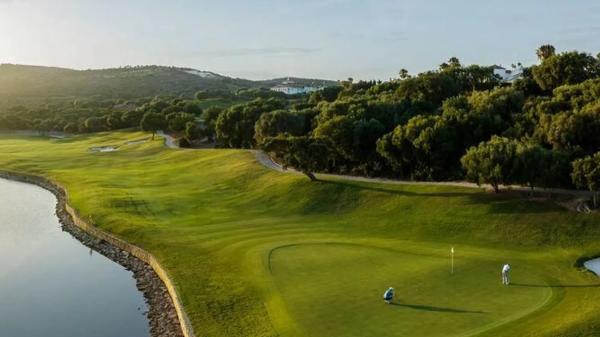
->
xmin=1 ymin=131 xmax=599 ymax=337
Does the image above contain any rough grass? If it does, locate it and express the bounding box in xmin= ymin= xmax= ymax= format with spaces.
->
xmin=1 ymin=131 xmax=600 ymax=337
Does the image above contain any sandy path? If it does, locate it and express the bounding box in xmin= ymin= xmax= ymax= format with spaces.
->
xmin=253 ymin=151 xmax=592 ymax=197
xmin=157 ymin=131 xmax=178 ymax=149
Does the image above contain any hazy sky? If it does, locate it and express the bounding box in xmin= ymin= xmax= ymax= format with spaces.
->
xmin=1 ymin=0 xmax=600 ymax=80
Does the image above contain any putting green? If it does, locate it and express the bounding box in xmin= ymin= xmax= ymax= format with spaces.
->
xmin=269 ymin=243 xmax=553 ymax=337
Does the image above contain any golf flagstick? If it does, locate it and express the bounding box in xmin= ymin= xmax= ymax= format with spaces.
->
xmin=451 ymin=247 xmax=454 ymax=274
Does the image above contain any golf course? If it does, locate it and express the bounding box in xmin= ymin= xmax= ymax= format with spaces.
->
xmin=1 ymin=131 xmax=600 ymax=337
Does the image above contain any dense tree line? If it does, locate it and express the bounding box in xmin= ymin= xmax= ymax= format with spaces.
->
xmin=204 ymin=45 xmax=600 ymax=197
xmin=0 ymin=96 xmax=203 ymax=136
xmin=0 ymin=85 xmax=304 ymax=139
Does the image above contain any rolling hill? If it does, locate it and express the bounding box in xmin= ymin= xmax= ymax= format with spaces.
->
xmin=0 ymin=64 xmax=337 ymax=102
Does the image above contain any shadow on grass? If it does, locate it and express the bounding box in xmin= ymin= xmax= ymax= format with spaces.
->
xmin=316 ymin=179 xmax=555 ymax=214
xmin=390 ymin=302 xmax=487 ymax=314
xmin=510 ymin=283 xmax=600 ymax=288
xmin=317 ymin=179 xmax=476 ymax=198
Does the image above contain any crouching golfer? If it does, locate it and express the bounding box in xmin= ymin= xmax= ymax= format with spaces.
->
xmin=383 ymin=287 xmax=394 ymax=304
xmin=502 ymin=263 xmax=511 ymax=285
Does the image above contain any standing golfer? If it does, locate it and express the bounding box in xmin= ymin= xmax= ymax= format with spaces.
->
xmin=502 ymin=264 xmax=511 ymax=285
xmin=383 ymin=287 xmax=394 ymax=304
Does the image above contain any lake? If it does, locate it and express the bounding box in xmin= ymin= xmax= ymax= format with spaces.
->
xmin=0 ymin=177 xmax=149 ymax=337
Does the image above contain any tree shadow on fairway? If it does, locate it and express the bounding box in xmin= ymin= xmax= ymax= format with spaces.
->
xmin=390 ymin=302 xmax=487 ymax=314
xmin=510 ymin=283 xmax=600 ymax=288
xmin=316 ymin=180 xmax=557 ymax=214
xmin=317 ymin=179 xmax=477 ymax=198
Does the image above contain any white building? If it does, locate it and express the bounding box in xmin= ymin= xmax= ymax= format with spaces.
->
xmin=493 ymin=65 xmax=524 ymax=83
xmin=270 ymin=78 xmax=322 ymax=95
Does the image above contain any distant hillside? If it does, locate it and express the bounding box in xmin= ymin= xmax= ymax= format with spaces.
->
xmin=0 ymin=64 xmax=337 ymax=103
xmin=0 ymin=64 xmax=258 ymax=100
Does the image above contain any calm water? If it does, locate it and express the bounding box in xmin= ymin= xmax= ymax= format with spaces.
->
xmin=0 ymin=178 xmax=149 ymax=337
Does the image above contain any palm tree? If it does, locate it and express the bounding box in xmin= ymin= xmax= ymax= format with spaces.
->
xmin=536 ymin=44 xmax=556 ymax=61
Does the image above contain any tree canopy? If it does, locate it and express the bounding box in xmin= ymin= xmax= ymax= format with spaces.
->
xmin=572 ymin=152 xmax=600 ymax=207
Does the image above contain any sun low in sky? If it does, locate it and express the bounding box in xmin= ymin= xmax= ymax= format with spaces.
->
xmin=1 ymin=0 xmax=599 ymax=80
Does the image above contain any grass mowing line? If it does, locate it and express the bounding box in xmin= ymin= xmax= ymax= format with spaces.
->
xmin=474 ymin=274 xmax=567 ymax=337
xmin=460 ymin=282 xmax=557 ymax=337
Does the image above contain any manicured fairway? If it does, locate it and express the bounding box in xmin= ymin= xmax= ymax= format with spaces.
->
xmin=1 ymin=132 xmax=600 ymax=337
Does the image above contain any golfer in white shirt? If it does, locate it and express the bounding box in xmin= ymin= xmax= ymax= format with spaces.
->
xmin=502 ymin=264 xmax=511 ymax=285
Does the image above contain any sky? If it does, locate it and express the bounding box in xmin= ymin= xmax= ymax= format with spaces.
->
xmin=1 ymin=0 xmax=600 ymax=80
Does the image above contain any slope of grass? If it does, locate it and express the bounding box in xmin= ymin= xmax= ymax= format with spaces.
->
xmin=0 ymin=132 xmax=599 ymax=337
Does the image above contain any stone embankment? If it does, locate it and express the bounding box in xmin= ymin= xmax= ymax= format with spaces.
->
xmin=63 ymin=219 xmax=183 ymax=337
xmin=0 ymin=171 xmax=190 ymax=337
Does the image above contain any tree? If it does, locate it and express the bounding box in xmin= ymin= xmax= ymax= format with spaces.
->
xmin=183 ymin=102 xmax=203 ymax=116
xmin=308 ymin=86 xmax=342 ymax=104
xmin=460 ymin=65 xmax=499 ymax=92
xmin=572 ymin=152 xmax=600 ymax=208
xmin=184 ymin=121 xmax=201 ymax=144
xmin=313 ymin=115 xmax=355 ymax=162
xmin=140 ymin=112 xmax=167 ymax=139
xmin=468 ymin=87 xmax=525 ymax=122
xmin=0 ymin=117 xmax=8 ymax=130
xmin=448 ymin=57 xmax=461 ymax=68
xmin=512 ymin=67 xmax=544 ymax=96
xmin=34 ymin=118 xmax=54 ymax=134
xmin=145 ymin=99 xmax=170 ymax=114
xmin=260 ymin=136 xmax=331 ymax=181
xmin=84 ymin=116 xmax=107 ymax=132
xmin=461 ymin=136 xmax=520 ymax=193
xmin=515 ymin=142 xmax=546 ymax=190
xmin=167 ymin=112 xmax=195 ymax=132
xmin=550 ymin=78 xmax=600 ymax=111
xmin=439 ymin=57 xmax=461 ymax=71
xmin=537 ymin=103 xmax=600 ymax=155
xmin=254 ymin=109 xmax=311 ymax=145
xmin=200 ymin=107 xmax=223 ymax=142
xmin=195 ymin=90 xmax=209 ymax=100
xmin=514 ymin=141 xmax=569 ymax=190
xmin=377 ymin=115 xmax=460 ymax=180
xmin=351 ymin=118 xmax=386 ymax=167
xmin=106 ymin=113 xmax=125 ymax=130
xmin=216 ymin=98 xmax=284 ymax=148
xmin=399 ymin=68 xmax=410 ymax=80
xmin=532 ymin=51 xmax=600 ymax=91
xmin=63 ymin=122 xmax=78 ymax=134
xmin=537 ymin=149 xmax=571 ymax=189
xmin=320 ymin=86 xmax=343 ymax=102
xmin=536 ymin=44 xmax=556 ymax=61
xmin=121 ymin=108 xmax=146 ymax=127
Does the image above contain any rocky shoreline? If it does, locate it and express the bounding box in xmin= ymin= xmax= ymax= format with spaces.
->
xmin=0 ymin=171 xmax=185 ymax=337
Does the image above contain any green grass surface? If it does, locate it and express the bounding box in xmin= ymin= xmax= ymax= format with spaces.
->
xmin=1 ymin=131 xmax=600 ymax=337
